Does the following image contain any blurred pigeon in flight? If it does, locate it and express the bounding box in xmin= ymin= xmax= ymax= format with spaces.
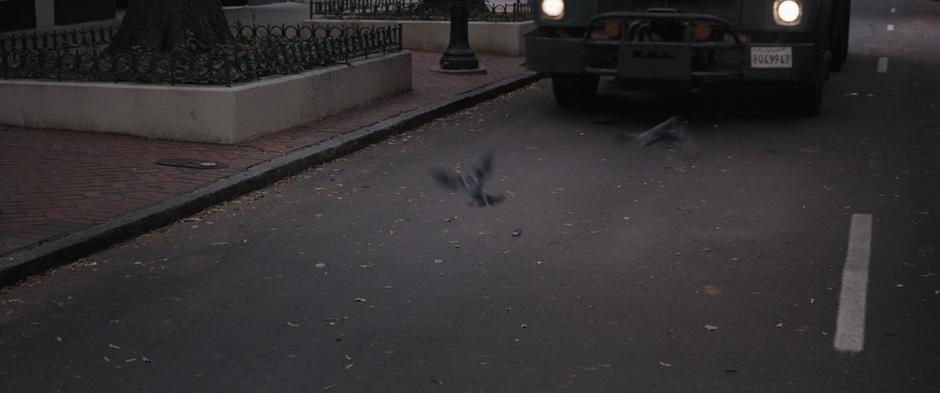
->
xmin=432 ymin=152 xmax=504 ymax=208
xmin=629 ymin=115 xmax=699 ymax=159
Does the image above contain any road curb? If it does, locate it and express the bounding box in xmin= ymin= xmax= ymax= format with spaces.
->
xmin=0 ymin=71 xmax=544 ymax=288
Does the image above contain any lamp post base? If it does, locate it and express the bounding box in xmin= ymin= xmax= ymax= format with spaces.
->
xmin=431 ymin=66 xmax=488 ymax=75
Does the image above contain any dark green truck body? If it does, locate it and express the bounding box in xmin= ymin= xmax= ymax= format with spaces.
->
xmin=525 ymin=0 xmax=851 ymax=114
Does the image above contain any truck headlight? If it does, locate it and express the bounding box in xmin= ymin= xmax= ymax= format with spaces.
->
xmin=774 ymin=0 xmax=802 ymax=25
xmin=541 ymin=0 xmax=564 ymax=20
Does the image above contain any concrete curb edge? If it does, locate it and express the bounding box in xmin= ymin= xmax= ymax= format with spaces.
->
xmin=0 ymin=71 xmax=544 ymax=288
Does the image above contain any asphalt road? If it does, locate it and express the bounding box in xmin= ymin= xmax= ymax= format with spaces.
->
xmin=2 ymin=0 xmax=939 ymax=391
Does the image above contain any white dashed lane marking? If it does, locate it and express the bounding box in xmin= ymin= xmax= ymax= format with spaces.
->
xmin=877 ymin=57 xmax=889 ymax=73
xmin=834 ymin=214 xmax=873 ymax=353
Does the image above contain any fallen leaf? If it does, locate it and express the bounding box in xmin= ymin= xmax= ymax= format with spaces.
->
xmin=724 ymin=369 xmax=739 ymax=373
xmin=142 ymin=356 xmax=151 ymax=363
xmin=659 ymin=361 xmax=673 ymax=367
xmin=322 ymin=383 xmax=337 ymax=391
xmin=108 ymin=344 xmax=121 ymax=350
xmin=286 ymin=322 xmax=301 ymax=327
xmin=125 ymin=358 xmax=137 ymax=363
xmin=434 ymin=259 xmax=444 ymax=264
xmin=103 ymin=356 xmax=111 ymax=363
xmin=345 ymin=363 xmax=354 ymax=370
xmin=353 ymin=298 xmax=367 ymax=303
xmin=704 ymin=324 xmax=719 ymax=331
xmin=315 ymin=263 xmax=327 ymax=269
xmin=703 ymin=285 xmax=722 ymax=296
xmin=800 ymin=146 xmax=822 ymax=154
xmin=511 ymin=229 xmax=522 ymax=237
xmin=321 ymin=316 xmax=338 ymax=321
xmin=432 ymin=379 xmax=444 ymax=385
xmin=775 ymin=323 xmax=784 ymax=328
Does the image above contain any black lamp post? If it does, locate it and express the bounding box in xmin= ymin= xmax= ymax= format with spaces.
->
xmin=439 ymin=0 xmax=483 ymax=71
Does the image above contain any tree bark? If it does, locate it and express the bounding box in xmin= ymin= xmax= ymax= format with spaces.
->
xmin=108 ymin=0 xmax=232 ymax=53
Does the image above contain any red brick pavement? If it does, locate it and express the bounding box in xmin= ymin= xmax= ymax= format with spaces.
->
xmin=0 ymin=51 xmax=530 ymax=256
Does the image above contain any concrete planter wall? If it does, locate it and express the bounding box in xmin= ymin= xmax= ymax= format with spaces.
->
xmin=306 ymin=19 xmax=535 ymax=56
xmin=0 ymin=51 xmax=412 ymax=144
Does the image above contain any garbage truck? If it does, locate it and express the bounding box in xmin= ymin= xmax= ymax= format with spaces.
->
xmin=525 ymin=0 xmax=851 ymax=115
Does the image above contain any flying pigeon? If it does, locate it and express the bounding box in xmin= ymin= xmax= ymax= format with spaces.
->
xmin=629 ymin=115 xmax=699 ymax=159
xmin=432 ymin=152 xmax=504 ymax=208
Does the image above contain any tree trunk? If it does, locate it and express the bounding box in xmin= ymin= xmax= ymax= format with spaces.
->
xmin=108 ymin=0 xmax=232 ymax=53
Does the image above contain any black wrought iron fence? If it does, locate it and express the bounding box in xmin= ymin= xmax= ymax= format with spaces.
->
xmin=0 ymin=23 xmax=403 ymax=86
xmin=310 ymin=0 xmax=532 ymax=22
xmin=0 ymin=25 xmax=119 ymax=52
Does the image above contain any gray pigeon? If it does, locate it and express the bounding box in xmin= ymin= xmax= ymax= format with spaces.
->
xmin=432 ymin=152 xmax=504 ymax=208
xmin=630 ymin=115 xmax=699 ymax=159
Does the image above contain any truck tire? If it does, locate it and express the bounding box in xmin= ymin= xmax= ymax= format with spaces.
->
xmin=551 ymin=74 xmax=599 ymax=110
xmin=794 ymin=80 xmax=823 ymax=116
xmin=831 ymin=0 xmax=851 ymax=72
xmin=794 ymin=41 xmax=827 ymax=116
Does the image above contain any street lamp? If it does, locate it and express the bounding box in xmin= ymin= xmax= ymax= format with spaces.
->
xmin=438 ymin=0 xmax=485 ymax=73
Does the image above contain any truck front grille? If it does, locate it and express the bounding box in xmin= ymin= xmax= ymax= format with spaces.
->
xmin=598 ymin=0 xmax=740 ymax=21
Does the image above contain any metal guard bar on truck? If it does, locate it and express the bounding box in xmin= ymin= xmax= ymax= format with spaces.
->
xmin=581 ymin=11 xmax=746 ymax=80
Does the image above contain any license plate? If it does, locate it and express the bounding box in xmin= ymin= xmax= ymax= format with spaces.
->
xmin=751 ymin=47 xmax=793 ymax=69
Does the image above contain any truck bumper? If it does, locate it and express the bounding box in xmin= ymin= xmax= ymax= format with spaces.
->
xmin=525 ymin=12 xmax=820 ymax=85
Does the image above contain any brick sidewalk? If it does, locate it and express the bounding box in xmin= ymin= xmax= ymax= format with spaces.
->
xmin=0 ymin=51 xmax=530 ymax=257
